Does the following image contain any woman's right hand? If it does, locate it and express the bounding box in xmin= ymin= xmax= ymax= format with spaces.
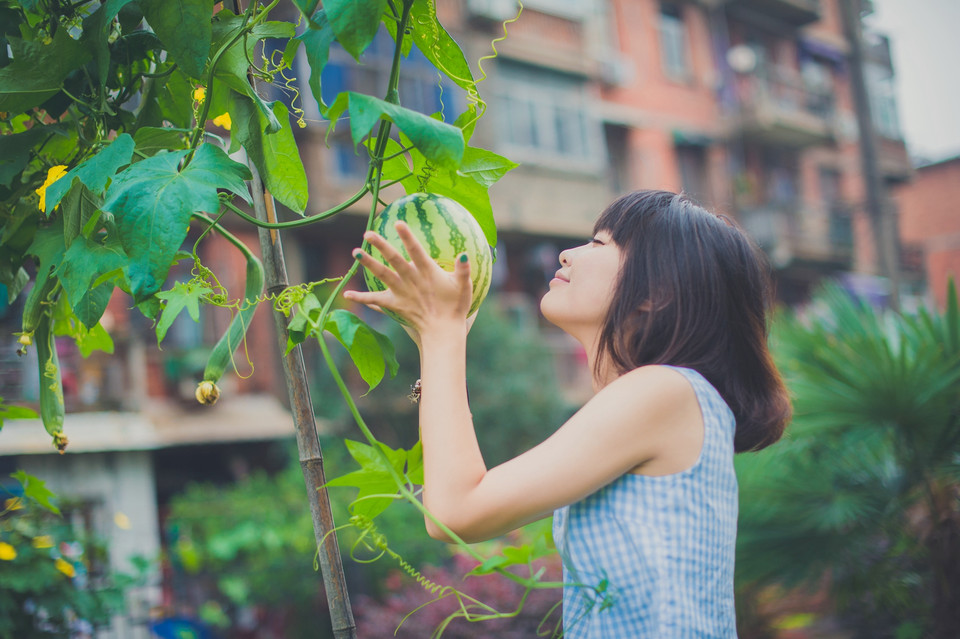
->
xmin=343 ymin=221 xmax=474 ymax=337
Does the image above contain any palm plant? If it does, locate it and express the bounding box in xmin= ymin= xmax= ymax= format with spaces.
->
xmin=736 ymin=281 xmax=960 ymax=639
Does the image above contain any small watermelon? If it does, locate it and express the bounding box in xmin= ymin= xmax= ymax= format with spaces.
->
xmin=363 ymin=193 xmax=494 ymax=325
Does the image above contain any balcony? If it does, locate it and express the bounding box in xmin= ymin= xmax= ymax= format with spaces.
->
xmin=723 ymin=0 xmax=822 ymax=27
xmin=876 ymin=135 xmax=912 ymax=183
xmin=730 ymin=66 xmax=837 ymax=148
xmin=738 ymin=203 xmax=853 ymax=270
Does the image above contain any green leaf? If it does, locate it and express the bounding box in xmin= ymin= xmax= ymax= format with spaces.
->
xmin=295 ymin=9 xmax=336 ymax=113
xmin=11 ymin=470 xmax=60 ymax=515
xmin=26 ymin=216 xmax=67 ymax=285
xmin=0 ymin=30 xmax=92 ymax=113
xmin=325 ymin=438 xmax=406 ymax=519
xmin=56 ymin=233 xmax=127 ymax=326
xmin=347 ymin=92 xmax=464 ymax=170
xmin=0 ymin=125 xmax=58 ymax=188
xmin=459 ymin=146 xmax=519 ymax=189
xmin=81 ymin=0 xmax=139 ymax=90
xmin=139 ymin=0 xmax=212 ymax=79
xmin=0 ymin=400 xmax=38 ymax=430
xmin=386 ymin=0 xmax=477 ymax=96
xmin=229 ymin=96 xmax=308 ymax=214
xmin=324 ymin=0 xmax=389 ymax=61
xmin=323 ymin=309 xmax=398 ymax=393
xmin=53 ymin=311 xmax=115 ymax=357
xmin=209 ymin=11 xmax=293 ymax=133
xmin=151 ymin=68 xmax=195 ymax=129
xmin=57 ymin=179 xmax=101 ymax=248
xmin=155 ymin=279 xmax=212 ymax=344
xmin=406 ymin=440 xmax=424 ymax=485
xmin=74 ymin=283 xmax=116 ymax=331
xmin=45 ymin=134 xmax=135 ymax=214
xmin=285 ymin=290 xmax=322 ymax=352
xmin=290 ymin=0 xmax=320 ymax=20
xmin=102 ymin=144 xmax=251 ymax=299
xmin=379 ymin=135 xmax=499 ymax=246
xmin=133 ymin=126 xmax=189 ymax=157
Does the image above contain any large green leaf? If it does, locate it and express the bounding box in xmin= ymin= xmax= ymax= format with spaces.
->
xmin=0 ymin=30 xmax=92 ymax=113
xmin=324 ymin=0 xmax=389 ymax=61
xmin=323 ymin=309 xmax=398 ymax=393
xmin=347 ymin=92 xmax=464 ymax=170
xmin=133 ymin=126 xmax=189 ymax=157
xmin=293 ymin=9 xmax=336 ymax=112
xmin=102 ymin=144 xmax=251 ymax=299
xmin=229 ymin=96 xmax=308 ymax=214
xmin=138 ymin=0 xmax=212 ymax=79
xmin=45 ymin=134 xmax=135 ymax=215
xmin=57 ymin=179 xmax=100 ymax=249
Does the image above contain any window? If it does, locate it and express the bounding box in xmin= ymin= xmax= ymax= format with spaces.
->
xmin=677 ymin=144 xmax=708 ymax=206
xmin=310 ymin=30 xmax=462 ymax=181
xmin=658 ymin=3 xmax=689 ymax=81
xmin=495 ymin=61 xmax=602 ymax=171
xmin=801 ymin=58 xmax=835 ymax=118
xmin=866 ymin=63 xmax=902 ymax=140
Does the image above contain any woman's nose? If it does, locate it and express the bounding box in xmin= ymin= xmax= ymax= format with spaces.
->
xmin=559 ymin=249 xmax=571 ymax=266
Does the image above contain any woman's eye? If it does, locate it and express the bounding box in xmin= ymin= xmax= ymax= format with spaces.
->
xmin=591 ymin=238 xmax=604 ymax=245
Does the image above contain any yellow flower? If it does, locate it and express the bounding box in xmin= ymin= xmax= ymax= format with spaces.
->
xmin=0 ymin=542 xmax=16 ymax=561
xmin=32 ymin=535 xmax=54 ymax=549
xmin=4 ymin=497 xmax=23 ymax=511
xmin=55 ymin=557 xmax=76 ymax=577
xmin=193 ymin=86 xmax=206 ymax=102
xmin=35 ymin=165 xmax=68 ymax=213
xmin=114 ymin=512 xmax=131 ymax=530
xmin=212 ymin=112 xmax=231 ymax=130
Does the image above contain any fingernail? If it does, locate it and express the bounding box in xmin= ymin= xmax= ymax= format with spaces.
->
xmin=459 ymin=254 xmax=468 ymax=263
xmin=353 ymin=251 xmax=363 ymax=260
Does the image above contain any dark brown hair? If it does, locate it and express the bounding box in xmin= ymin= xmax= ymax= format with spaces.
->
xmin=594 ymin=190 xmax=791 ymax=452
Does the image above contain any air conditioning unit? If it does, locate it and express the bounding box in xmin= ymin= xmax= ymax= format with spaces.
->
xmin=466 ymin=0 xmax=519 ymax=22
xmin=598 ymin=53 xmax=634 ymax=88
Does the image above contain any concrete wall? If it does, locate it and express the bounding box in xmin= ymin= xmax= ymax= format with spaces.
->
xmin=19 ymin=451 xmax=162 ymax=639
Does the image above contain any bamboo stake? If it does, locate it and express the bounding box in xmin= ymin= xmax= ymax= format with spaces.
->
xmin=230 ymin=2 xmax=356 ymax=636
xmin=247 ymin=166 xmax=357 ymax=639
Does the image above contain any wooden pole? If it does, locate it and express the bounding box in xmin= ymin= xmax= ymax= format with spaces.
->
xmin=231 ymin=2 xmax=356 ymax=636
xmin=840 ymin=0 xmax=902 ymax=311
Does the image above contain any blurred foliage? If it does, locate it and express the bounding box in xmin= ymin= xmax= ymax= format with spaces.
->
xmin=166 ymin=296 xmax=572 ymax=637
xmin=0 ymin=472 xmax=146 ymax=639
xmin=735 ymin=281 xmax=960 ymax=639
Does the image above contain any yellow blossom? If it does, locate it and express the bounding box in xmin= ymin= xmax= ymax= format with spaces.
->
xmin=4 ymin=497 xmax=23 ymax=511
xmin=114 ymin=512 xmax=131 ymax=530
xmin=193 ymin=86 xmax=206 ymax=102
xmin=0 ymin=542 xmax=16 ymax=560
xmin=35 ymin=165 xmax=68 ymax=213
xmin=32 ymin=535 xmax=54 ymax=549
xmin=55 ymin=557 xmax=76 ymax=577
xmin=212 ymin=112 xmax=231 ymax=130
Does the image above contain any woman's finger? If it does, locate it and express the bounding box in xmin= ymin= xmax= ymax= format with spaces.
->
xmin=343 ymin=288 xmax=392 ymax=308
xmin=352 ymin=248 xmax=402 ymax=289
xmin=394 ymin=221 xmax=437 ymax=274
xmin=363 ymin=231 xmax=415 ymax=278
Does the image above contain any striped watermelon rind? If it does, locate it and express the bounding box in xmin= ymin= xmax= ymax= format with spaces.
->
xmin=363 ymin=193 xmax=494 ymax=326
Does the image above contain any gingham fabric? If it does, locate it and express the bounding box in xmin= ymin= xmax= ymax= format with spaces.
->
xmin=552 ymin=366 xmax=739 ymax=638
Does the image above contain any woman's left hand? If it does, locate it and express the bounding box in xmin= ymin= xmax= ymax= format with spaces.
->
xmin=343 ymin=221 xmax=474 ymax=335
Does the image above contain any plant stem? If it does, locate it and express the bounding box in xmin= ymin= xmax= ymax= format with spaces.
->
xmin=220 ymin=184 xmax=369 ymax=229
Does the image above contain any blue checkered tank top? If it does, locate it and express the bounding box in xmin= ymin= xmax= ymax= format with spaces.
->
xmin=552 ymin=366 xmax=739 ymax=638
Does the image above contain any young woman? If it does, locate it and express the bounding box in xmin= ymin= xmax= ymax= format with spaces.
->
xmin=344 ymin=189 xmax=791 ymax=638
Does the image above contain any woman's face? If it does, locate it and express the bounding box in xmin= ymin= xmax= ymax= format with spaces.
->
xmin=539 ymin=229 xmax=622 ymax=339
